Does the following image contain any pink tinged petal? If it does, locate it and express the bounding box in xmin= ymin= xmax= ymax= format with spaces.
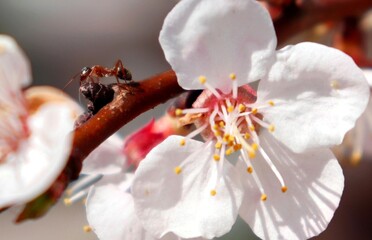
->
xmin=0 ymin=103 xmax=74 ymax=208
xmin=257 ymin=42 xmax=370 ymax=152
xmin=159 ymin=0 xmax=276 ymax=93
xmin=132 ymin=136 xmax=243 ymax=239
xmin=82 ymin=134 xmax=127 ymax=175
xmin=238 ymin=131 xmax=344 ymax=240
xmin=0 ymin=35 xmax=31 ymax=89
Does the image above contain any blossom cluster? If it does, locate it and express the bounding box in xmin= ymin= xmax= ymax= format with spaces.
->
xmin=82 ymin=0 xmax=369 ymax=240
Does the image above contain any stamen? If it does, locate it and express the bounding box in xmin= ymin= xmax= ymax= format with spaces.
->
xmin=268 ymin=124 xmax=275 ymax=132
xmin=268 ymin=100 xmax=275 ymax=106
xmin=198 ymin=75 xmax=222 ymax=99
xmin=64 ymin=190 xmax=88 ymax=206
xmin=210 ymin=189 xmax=217 ymax=196
xmin=244 ymin=133 xmax=251 ymax=139
xmin=261 ymin=194 xmax=267 ymax=201
xmin=174 ymin=166 xmax=182 ymax=174
xmin=225 ymin=147 xmax=234 ymax=156
xmin=281 ymin=186 xmax=288 ymax=193
xmin=330 ymin=80 xmax=339 ymax=89
xmin=175 ymin=108 xmax=183 ymax=116
xmin=199 ymin=76 xmax=207 ymax=84
xmin=83 ymin=225 xmax=92 ymax=233
xmin=229 ymin=73 xmax=238 ymax=99
xmin=247 ymin=166 xmax=253 ymax=173
xmin=66 ymin=174 xmax=103 ymax=196
xmin=251 ymin=143 xmax=259 ymax=151
xmin=351 ymin=121 xmax=364 ymax=165
xmin=251 ymin=115 xmax=275 ymax=133
xmin=258 ymin=148 xmax=287 ymax=190
xmin=215 ymin=141 xmax=222 ymax=149
xmin=181 ymin=124 xmax=208 ymax=146
xmin=238 ymin=104 xmax=246 ymax=113
xmin=177 ymin=108 xmax=209 ymax=115
xmin=252 ymin=108 xmax=258 ymax=114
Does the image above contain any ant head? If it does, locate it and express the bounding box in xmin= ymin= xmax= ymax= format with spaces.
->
xmin=116 ymin=65 xmax=132 ymax=81
xmin=80 ymin=67 xmax=92 ymax=81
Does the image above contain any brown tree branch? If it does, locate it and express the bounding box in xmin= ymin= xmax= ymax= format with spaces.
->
xmin=16 ymin=70 xmax=183 ymax=221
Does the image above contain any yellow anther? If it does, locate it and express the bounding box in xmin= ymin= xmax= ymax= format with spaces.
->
xmin=174 ymin=166 xmax=182 ymax=174
xmin=199 ymin=75 xmax=207 ymax=84
xmin=268 ymin=124 xmax=275 ymax=132
xmin=228 ymin=141 xmax=234 ymax=147
xmin=261 ymin=194 xmax=267 ymax=201
xmin=215 ymin=142 xmax=222 ymax=149
xmin=247 ymin=166 xmax=253 ymax=174
xmin=223 ymin=134 xmax=230 ymax=142
xmin=229 ymin=73 xmax=236 ymax=80
xmin=213 ymin=154 xmax=220 ymax=161
xmin=210 ymin=190 xmax=217 ymax=196
xmin=233 ymin=144 xmax=242 ymax=151
xmin=238 ymin=104 xmax=246 ymax=112
xmin=219 ymin=121 xmax=225 ymax=127
xmin=281 ymin=186 xmax=288 ymax=193
xmin=213 ymin=124 xmax=219 ymax=130
xmin=225 ymin=148 xmax=234 ymax=156
xmin=251 ymin=143 xmax=259 ymax=151
xmin=351 ymin=151 xmax=362 ymax=166
xmin=175 ymin=108 xmax=183 ymax=116
xmin=248 ymin=150 xmax=256 ymax=159
xmin=330 ymin=80 xmax=339 ymax=89
xmin=268 ymin=100 xmax=275 ymax=106
xmin=227 ymin=105 xmax=234 ymax=113
xmin=214 ymin=131 xmax=221 ymax=137
xmin=83 ymin=225 xmax=92 ymax=233
xmin=244 ymin=133 xmax=251 ymax=139
xmin=249 ymin=125 xmax=255 ymax=131
xmin=251 ymin=108 xmax=258 ymax=114
xmin=228 ymin=135 xmax=235 ymax=142
xmin=180 ymin=138 xmax=186 ymax=146
xmin=64 ymin=198 xmax=72 ymax=206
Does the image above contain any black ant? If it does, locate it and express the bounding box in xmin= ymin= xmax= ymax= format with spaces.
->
xmin=72 ymin=60 xmax=133 ymax=128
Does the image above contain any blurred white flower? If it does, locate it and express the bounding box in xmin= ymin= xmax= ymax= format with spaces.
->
xmin=0 ymin=35 xmax=77 ymax=208
xmin=333 ymin=69 xmax=372 ymax=164
xmin=72 ymin=135 xmax=199 ymax=240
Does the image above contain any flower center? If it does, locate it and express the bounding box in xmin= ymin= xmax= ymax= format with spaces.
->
xmin=175 ymin=74 xmax=288 ymax=201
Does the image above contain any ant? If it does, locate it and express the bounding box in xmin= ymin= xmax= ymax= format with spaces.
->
xmin=79 ymin=59 xmax=132 ymax=84
xmin=72 ymin=60 xmax=133 ymax=128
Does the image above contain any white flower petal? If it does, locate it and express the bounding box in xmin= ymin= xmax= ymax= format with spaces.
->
xmin=0 ymin=35 xmax=31 ymax=88
xmin=160 ymin=0 xmax=276 ymax=93
xmin=82 ymin=134 xmax=127 ymax=175
xmin=239 ymin=131 xmax=344 ymax=240
xmin=87 ymin=174 xmax=158 ymax=240
xmin=363 ymin=68 xmax=372 ymax=86
xmin=0 ymin=103 xmax=74 ymax=208
xmin=132 ymin=135 xmax=243 ymax=239
xmin=257 ymin=42 xmax=370 ymax=152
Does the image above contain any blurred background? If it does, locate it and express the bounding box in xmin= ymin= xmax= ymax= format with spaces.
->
xmin=0 ymin=0 xmax=372 ymax=239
